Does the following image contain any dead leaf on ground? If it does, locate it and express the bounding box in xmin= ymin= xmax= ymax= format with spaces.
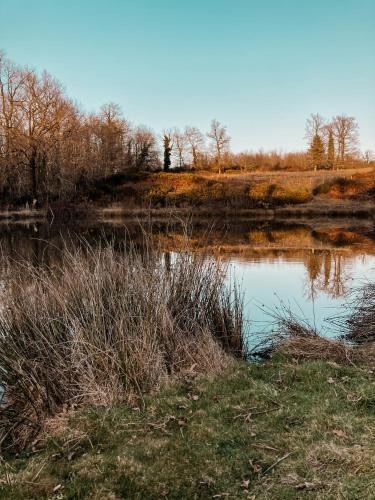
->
xmin=280 ymin=473 xmax=300 ymax=485
xmin=199 ymin=475 xmax=215 ymax=487
xmin=241 ymin=479 xmax=250 ymax=490
xmin=249 ymin=460 xmax=262 ymax=474
xmin=332 ymin=429 xmax=348 ymax=439
xmin=347 ymin=393 xmax=362 ymax=403
xmin=295 ymin=481 xmax=325 ymax=491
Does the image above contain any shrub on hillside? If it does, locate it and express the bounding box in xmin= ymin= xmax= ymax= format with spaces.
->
xmin=249 ymin=182 xmax=311 ymax=207
xmin=312 ymin=177 xmax=363 ymax=198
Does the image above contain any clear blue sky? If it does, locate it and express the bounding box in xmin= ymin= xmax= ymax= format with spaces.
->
xmin=1 ymin=0 xmax=374 ymax=152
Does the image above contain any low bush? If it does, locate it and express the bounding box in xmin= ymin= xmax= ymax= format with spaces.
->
xmin=145 ymin=184 xmax=174 ymax=205
xmin=145 ymin=177 xmax=245 ymax=208
xmin=254 ymin=295 xmax=375 ymax=365
xmin=249 ymin=182 xmax=312 ymax=207
xmin=313 ymin=177 xmax=363 ymax=198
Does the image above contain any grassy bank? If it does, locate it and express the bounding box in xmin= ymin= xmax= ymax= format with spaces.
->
xmin=68 ymin=166 xmax=375 ymax=220
xmin=83 ymin=167 xmax=374 ymax=213
xmin=2 ymin=356 xmax=375 ymax=499
xmin=1 ymin=167 xmax=373 ymax=222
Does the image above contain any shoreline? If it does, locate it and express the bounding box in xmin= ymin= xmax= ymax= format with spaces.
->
xmin=0 ymin=199 xmax=374 ymax=224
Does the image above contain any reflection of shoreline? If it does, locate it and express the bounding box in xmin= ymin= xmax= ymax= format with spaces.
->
xmin=0 ymin=220 xmax=374 ymax=301
xmin=202 ymin=246 xmax=375 ymax=258
xmin=156 ymin=223 xmax=375 ymax=257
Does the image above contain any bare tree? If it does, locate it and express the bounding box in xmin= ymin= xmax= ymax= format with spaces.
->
xmin=207 ymin=119 xmax=230 ymax=174
xmin=184 ymin=126 xmax=205 ymax=170
xmin=132 ymin=126 xmax=159 ymax=170
xmin=363 ymin=150 xmax=375 ymax=164
xmin=99 ymin=103 xmax=130 ymax=175
xmin=0 ymin=53 xmax=30 ymax=197
xmin=20 ymin=70 xmax=76 ymax=199
xmin=172 ymin=128 xmax=187 ymax=168
xmin=326 ymin=125 xmax=335 ymax=168
xmin=305 ymin=113 xmax=326 ymax=143
xmin=331 ymin=115 xmax=359 ymax=164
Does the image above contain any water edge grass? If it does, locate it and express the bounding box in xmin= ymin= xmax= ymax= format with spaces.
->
xmin=0 ymin=238 xmax=244 ymax=453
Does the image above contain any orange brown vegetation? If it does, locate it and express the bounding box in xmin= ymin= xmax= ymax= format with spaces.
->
xmin=313 ymin=169 xmax=375 ymax=200
xmin=274 ymin=334 xmax=375 ymax=365
xmin=62 ymin=167 xmax=374 ymax=220
xmin=248 ymin=182 xmax=312 ymax=207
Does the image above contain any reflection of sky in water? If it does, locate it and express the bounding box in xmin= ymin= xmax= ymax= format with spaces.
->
xmin=226 ymin=254 xmax=375 ymax=340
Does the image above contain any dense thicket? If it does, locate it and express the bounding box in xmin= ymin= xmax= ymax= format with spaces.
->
xmin=0 ymin=53 xmax=160 ymax=204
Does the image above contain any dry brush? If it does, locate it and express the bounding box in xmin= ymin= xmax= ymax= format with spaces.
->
xmin=0 ymin=239 xmax=244 ymax=452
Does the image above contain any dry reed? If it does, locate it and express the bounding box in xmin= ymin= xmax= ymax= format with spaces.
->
xmin=257 ymin=301 xmax=375 ymax=365
xmin=339 ymin=282 xmax=375 ymax=343
xmin=0 ymin=238 xmax=244 ymax=452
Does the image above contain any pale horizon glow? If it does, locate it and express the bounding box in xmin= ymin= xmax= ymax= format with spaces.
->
xmin=1 ymin=0 xmax=374 ymax=153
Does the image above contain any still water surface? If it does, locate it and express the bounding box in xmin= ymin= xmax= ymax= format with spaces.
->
xmin=0 ymin=218 xmax=374 ymax=340
xmin=229 ymin=253 xmax=374 ymax=339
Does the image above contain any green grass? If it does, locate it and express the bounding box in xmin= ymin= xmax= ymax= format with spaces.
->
xmin=2 ymin=356 xmax=375 ymax=499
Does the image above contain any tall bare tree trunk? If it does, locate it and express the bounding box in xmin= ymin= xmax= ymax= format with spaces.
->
xmin=29 ymin=147 xmax=37 ymax=199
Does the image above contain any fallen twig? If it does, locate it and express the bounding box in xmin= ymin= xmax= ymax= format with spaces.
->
xmin=262 ymin=451 xmax=294 ymax=476
xmin=252 ymin=443 xmax=279 ymax=452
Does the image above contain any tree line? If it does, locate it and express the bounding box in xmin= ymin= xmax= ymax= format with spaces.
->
xmin=0 ymin=53 xmax=372 ymax=205
xmin=0 ymin=52 xmax=163 ymax=203
xmin=305 ymin=113 xmax=366 ymax=170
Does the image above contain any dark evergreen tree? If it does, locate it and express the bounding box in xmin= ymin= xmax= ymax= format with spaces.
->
xmin=309 ymin=133 xmax=325 ymax=170
xmin=163 ymin=133 xmax=172 ymax=171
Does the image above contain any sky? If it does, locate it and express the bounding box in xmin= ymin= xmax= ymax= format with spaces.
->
xmin=1 ymin=0 xmax=374 ymax=153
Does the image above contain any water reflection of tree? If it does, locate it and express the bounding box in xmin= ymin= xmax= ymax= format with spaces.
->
xmin=0 ymin=222 xmax=159 ymax=280
xmin=0 ymin=223 xmax=74 ymax=283
xmin=304 ymin=249 xmax=349 ymax=300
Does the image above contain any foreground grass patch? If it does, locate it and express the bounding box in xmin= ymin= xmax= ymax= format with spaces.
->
xmin=2 ymin=357 xmax=375 ymax=499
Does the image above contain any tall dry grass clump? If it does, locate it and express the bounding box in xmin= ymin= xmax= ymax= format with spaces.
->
xmin=0 ymin=240 xmax=244 ymax=452
xmin=256 ymin=300 xmax=375 ymax=365
xmin=340 ymin=282 xmax=375 ymax=343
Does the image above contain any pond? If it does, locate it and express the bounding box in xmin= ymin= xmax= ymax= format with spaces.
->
xmin=0 ymin=217 xmax=374 ymax=343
